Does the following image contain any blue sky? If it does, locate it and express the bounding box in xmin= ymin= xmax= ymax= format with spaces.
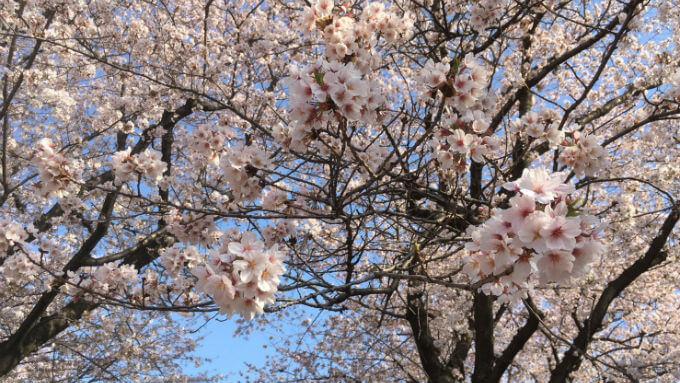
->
xmin=180 ymin=305 xmax=326 ymax=382
xmin=183 ymin=317 xmax=271 ymax=381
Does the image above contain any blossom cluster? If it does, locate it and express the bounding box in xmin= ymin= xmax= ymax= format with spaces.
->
xmin=160 ymin=244 xmax=201 ymax=275
xmin=166 ymin=212 xmax=220 ymax=246
xmin=285 ymin=1 xmax=414 ymax=153
xmin=92 ymin=262 xmax=139 ymax=294
xmin=62 ymin=263 xmax=139 ymax=298
xmin=261 ymin=220 xmax=297 ymax=247
xmin=463 ymin=168 xmax=606 ymax=303
xmin=184 ymin=232 xmax=286 ymax=319
xmin=665 ymin=69 xmax=680 ymax=100
xmin=429 ymin=127 xmax=499 ymax=172
xmin=31 ymin=138 xmax=79 ymax=198
xmin=514 ymin=110 xmax=564 ymax=147
xmin=1 ymin=253 xmax=40 ymax=284
xmin=219 ymin=144 xmax=272 ymax=203
xmin=111 ymin=148 xmax=167 ymax=184
xmin=469 ymin=0 xmax=505 ymax=33
xmin=261 ymin=188 xmax=289 ymax=211
xmin=301 ymin=0 xmax=413 ymax=68
xmin=450 ymin=55 xmax=491 ymax=111
xmin=0 ymin=221 xmax=40 ymax=284
xmin=558 ymin=132 xmax=608 ymax=177
xmin=419 ymin=54 xmax=491 ymax=112
xmin=0 ymin=219 xmax=28 ymax=254
xmin=512 ymin=111 xmax=607 ymax=177
xmin=420 ymin=59 xmax=450 ymax=89
xmin=186 ymin=123 xmax=234 ymax=166
xmin=284 ymin=60 xmax=385 ymax=150
xmin=419 ymin=54 xmax=501 ymax=171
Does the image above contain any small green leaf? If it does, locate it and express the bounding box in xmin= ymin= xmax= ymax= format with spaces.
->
xmin=314 ymin=71 xmax=324 ymax=85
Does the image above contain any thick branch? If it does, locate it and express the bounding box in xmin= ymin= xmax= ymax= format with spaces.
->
xmin=406 ymin=289 xmax=455 ymax=383
xmin=471 ymin=292 xmax=494 ymax=383
xmin=548 ymin=207 xmax=679 ymax=383
xmin=0 ymin=299 xmax=98 ymax=376
xmin=490 ymin=297 xmax=543 ymax=382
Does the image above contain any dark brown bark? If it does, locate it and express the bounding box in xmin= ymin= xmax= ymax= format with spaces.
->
xmin=471 ymin=292 xmax=494 ymax=383
xmin=406 ymin=288 xmax=456 ymax=383
xmin=548 ymin=208 xmax=679 ymax=383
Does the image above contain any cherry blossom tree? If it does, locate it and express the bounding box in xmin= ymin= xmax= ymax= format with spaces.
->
xmin=1 ymin=0 xmax=679 ymax=382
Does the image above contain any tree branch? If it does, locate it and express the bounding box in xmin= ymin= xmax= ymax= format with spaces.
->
xmin=548 ymin=206 xmax=679 ymax=383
